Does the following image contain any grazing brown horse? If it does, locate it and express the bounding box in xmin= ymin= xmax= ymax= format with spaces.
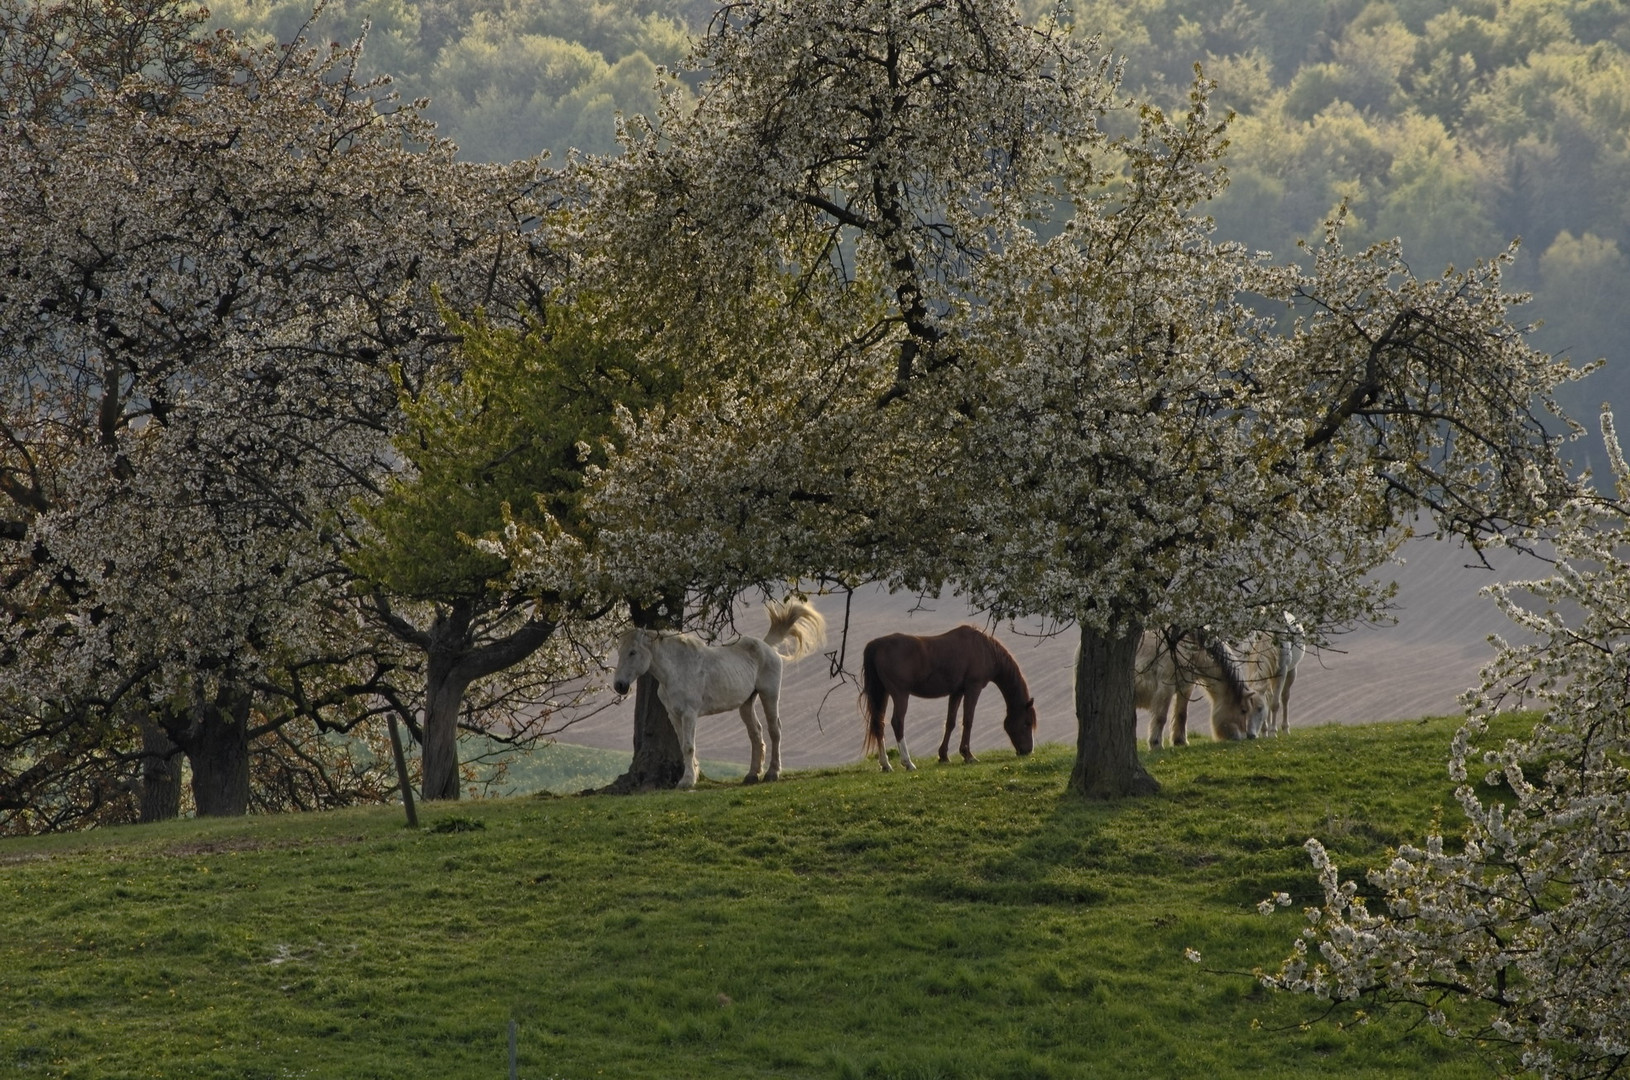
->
xmin=860 ymin=626 xmax=1037 ymax=771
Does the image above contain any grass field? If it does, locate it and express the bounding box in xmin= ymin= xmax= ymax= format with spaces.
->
xmin=0 ymin=714 xmax=1527 ymax=1079
xmin=462 ymin=738 xmax=746 ymax=797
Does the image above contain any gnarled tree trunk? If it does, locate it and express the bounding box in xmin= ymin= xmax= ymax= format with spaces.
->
xmin=182 ymin=688 xmax=253 ymax=817
xmin=418 ymin=599 xmax=560 ymax=802
xmin=421 ymin=611 xmax=475 ymax=801
xmin=1068 ymin=621 xmax=1160 ymax=799
xmin=601 ymin=594 xmax=685 ymax=793
xmin=137 ymin=713 xmax=183 ymax=823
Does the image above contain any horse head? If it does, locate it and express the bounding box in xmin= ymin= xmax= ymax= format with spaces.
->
xmin=1213 ymin=686 xmax=1269 ymax=740
xmin=611 ymin=629 xmax=655 ymax=696
xmin=1003 ymin=697 xmax=1037 ymax=756
xmin=1243 ymin=688 xmax=1269 ymax=738
xmin=1245 ymin=687 xmax=1271 ymax=739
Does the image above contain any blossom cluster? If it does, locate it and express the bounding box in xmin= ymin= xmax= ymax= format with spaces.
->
xmin=1260 ymin=410 xmax=1630 ymax=1078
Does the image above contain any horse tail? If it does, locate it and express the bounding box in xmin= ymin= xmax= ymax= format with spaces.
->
xmin=1282 ymin=612 xmax=1307 ymax=672
xmin=859 ymin=640 xmax=887 ymax=757
xmin=763 ymin=598 xmax=826 ymax=662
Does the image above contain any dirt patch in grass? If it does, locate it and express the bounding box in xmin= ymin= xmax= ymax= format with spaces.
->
xmin=161 ymin=832 xmax=368 ymax=858
xmin=0 ymin=850 xmax=52 ymax=866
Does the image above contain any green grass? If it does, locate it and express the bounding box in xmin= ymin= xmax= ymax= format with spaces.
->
xmin=0 ymin=714 xmax=1528 ymax=1079
xmin=462 ymin=738 xmax=746 ymax=796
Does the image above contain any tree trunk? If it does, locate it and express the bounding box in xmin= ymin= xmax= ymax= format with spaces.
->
xmin=137 ymin=714 xmax=182 ymax=823
xmin=419 ymin=601 xmax=476 ymax=802
xmin=1068 ymin=621 xmax=1160 ymax=799
xmin=601 ymin=594 xmax=685 ymax=793
xmin=421 ymin=653 xmax=471 ymax=802
xmin=414 ymin=600 xmax=560 ymax=802
xmin=185 ymin=689 xmax=252 ymax=817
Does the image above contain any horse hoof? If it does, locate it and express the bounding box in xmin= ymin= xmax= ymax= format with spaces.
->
xmin=902 ymin=761 xmax=917 ymax=772
xmin=763 ymin=772 xmax=780 ymax=783
xmin=937 ymin=754 xmax=951 ymax=764
xmin=963 ymin=754 xmax=979 ymax=764
xmin=742 ymin=774 xmax=760 ymax=786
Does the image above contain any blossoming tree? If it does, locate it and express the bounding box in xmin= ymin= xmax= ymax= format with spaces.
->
xmin=503 ymin=0 xmax=1579 ymax=798
xmin=0 ymin=0 xmax=551 ymax=819
xmin=1257 ymin=408 xmax=1630 ymax=1079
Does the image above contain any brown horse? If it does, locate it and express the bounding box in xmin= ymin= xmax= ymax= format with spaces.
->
xmin=860 ymin=626 xmax=1037 ymax=771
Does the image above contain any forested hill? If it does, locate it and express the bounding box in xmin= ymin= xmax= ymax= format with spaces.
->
xmin=213 ymin=0 xmax=1630 ymax=446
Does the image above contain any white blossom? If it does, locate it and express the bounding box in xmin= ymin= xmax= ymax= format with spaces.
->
xmin=1262 ymin=411 xmax=1630 ymax=1079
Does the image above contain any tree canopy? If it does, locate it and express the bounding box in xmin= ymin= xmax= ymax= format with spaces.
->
xmin=0 ymin=0 xmax=551 ymax=826
xmin=479 ymin=0 xmax=1579 ymax=801
xmin=204 ymin=0 xmax=1630 ymax=458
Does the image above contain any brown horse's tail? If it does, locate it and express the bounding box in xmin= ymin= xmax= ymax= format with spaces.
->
xmin=859 ymin=641 xmax=887 ymax=757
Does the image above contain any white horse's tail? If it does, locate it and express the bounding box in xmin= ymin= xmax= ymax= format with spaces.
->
xmin=763 ymin=598 xmax=826 ymax=662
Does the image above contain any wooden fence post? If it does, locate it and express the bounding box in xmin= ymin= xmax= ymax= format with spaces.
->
xmin=387 ymin=714 xmax=419 ymax=828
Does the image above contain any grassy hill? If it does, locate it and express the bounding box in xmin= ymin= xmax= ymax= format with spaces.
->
xmin=463 ymin=738 xmax=745 ymax=796
xmin=0 ymin=715 xmax=1527 ymax=1079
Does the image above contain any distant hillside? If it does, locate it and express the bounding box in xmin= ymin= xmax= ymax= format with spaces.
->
xmin=208 ymin=0 xmax=713 ymax=160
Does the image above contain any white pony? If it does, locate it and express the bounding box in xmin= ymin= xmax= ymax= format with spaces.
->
xmin=1136 ymin=630 xmax=1268 ymax=748
xmin=1241 ymin=612 xmax=1306 ymax=737
xmin=610 ymin=599 xmax=826 ymax=789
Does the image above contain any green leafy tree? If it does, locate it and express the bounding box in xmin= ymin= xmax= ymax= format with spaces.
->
xmin=351 ymin=299 xmax=680 ymax=800
xmin=1372 ymin=112 xmax=1501 ymax=274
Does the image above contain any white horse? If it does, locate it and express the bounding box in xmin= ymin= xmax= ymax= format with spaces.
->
xmin=610 ymin=599 xmax=826 ymax=789
xmin=1136 ymin=630 xmax=1268 ymax=748
xmin=1241 ymin=613 xmax=1306 ymax=737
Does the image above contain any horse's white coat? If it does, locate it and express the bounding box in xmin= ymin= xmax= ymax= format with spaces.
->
xmin=1241 ymin=613 xmax=1307 ymax=737
xmin=610 ymin=600 xmax=825 ymax=788
xmin=1135 ymin=631 xmax=1268 ymax=747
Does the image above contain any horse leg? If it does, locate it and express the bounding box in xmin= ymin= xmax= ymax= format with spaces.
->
xmin=958 ymin=686 xmax=982 ymax=763
xmin=890 ymin=692 xmax=917 ymax=772
xmin=737 ymin=694 xmax=765 ymax=784
xmin=669 ymin=710 xmax=700 ymax=790
xmin=938 ymin=693 xmax=962 ymax=763
xmin=1262 ymin=676 xmax=1280 ymax=736
xmin=759 ymin=688 xmax=783 ymax=782
xmin=1147 ymin=686 xmax=1170 ymax=749
xmin=1279 ymin=668 xmax=1296 ymax=735
xmin=1171 ymin=678 xmax=1193 ymax=746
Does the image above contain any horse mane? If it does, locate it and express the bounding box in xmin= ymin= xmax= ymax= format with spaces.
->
xmin=623 ymin=626 xmax=691 ymax=647
xmin=1202 ymin=638 xmax=1252 ymax=706
xmin=979 ymin=629 xmax=1035 ymax=724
